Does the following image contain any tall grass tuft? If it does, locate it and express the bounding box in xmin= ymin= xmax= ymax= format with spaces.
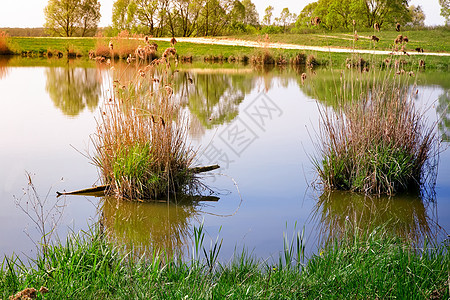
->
xmin=91 ymin=50 xmax=197 ymax=200
xmin=314 ymin=79 xmax=438 ymax=195
xmin=250 ymin=50 xmax=275 ymax=65
xmin=94 ymin=31 xmax=143 ymax=59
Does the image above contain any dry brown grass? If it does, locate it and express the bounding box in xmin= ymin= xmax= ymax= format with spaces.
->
xmin=91 ymin=51 xmax=197 ymax=200
xmin=94 ymin=31 xmax=144 ymax=59
xmin=0 ymin=31 xmax=12 ymax=55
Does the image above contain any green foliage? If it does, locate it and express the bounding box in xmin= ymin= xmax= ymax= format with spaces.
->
xmin=407 ymin=5 xmax=425 ymax=28
xmin=440 ymin=0 xmax=450 ymax=25
xmin=295 ymin=0 xmax=412 ymax=30
xmin=262 ymin=5 xmax=274 ymax=26
xmin=44 ymin=0 xmax=101 ymax=37
xmin=111 ymin=142 xmax=166 ymax=197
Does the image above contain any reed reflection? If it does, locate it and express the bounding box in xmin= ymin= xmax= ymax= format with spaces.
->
xmin=312 ymin=191 xmax=436 ymax=244
xmin=0 ymin=57 xmax=10 ymax=80
xmin=45 ymin=66 xmax=103 ymax=116
xmin=100 ymin=197 xmax=202 ymax=257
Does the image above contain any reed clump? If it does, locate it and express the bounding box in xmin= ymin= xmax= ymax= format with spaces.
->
xmin=291 ymin=53 xmax=306 ymax=65
xmin=315 ymin=82 xmax=437 ymax=195
xmin=92 ymin=50 xmax=197 ymax=200
xmin=250 ymin=50 xmax=275 ymax=65
xmin=0 ymin=31 xmax=12 ymax=55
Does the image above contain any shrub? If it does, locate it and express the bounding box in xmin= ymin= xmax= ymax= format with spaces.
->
xmin=0 ymin=31 xmax=12 ymax=55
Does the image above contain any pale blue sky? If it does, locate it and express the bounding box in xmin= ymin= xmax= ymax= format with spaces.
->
xmin=0 ymin=0 xmax=445 ymax=28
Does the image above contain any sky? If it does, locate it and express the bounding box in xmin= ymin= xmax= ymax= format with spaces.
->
xmin=0 ymin=0 xmax=446 ymax=28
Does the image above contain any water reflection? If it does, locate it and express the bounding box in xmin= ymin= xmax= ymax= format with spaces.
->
xmin=100 ymin=197 xmax=201 ymax=257
xmin=175 ymin=70 xmax=256 ymax=129
xmin=0 ymin=57 xmax=10 ymax=79
xmin=312 ymin=191 xmax=436 ymax=244
xmin=45 ymin=66 xmax=103 ymax=116
xmin=437 ymin=89 xmax=450 ymax=142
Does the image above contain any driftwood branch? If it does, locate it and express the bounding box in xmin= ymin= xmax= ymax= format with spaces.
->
xmin=56 ymin=165 xmax=220 ymax=197
xmin=189 ymin=164 xmax=220 ymax=174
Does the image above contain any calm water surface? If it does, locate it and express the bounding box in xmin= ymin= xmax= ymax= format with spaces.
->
xmin=0 ymin=57 xmax=449 ymax=261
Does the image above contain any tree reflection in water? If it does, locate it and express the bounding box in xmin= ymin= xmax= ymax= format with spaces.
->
xmin=175 ymin=70 xmax=256 ymax=129
xmin=100 ymin=197 xmax=201 ymax=258
xmin=0 ymin=57 xmax=10 ymax=80
xmin=437 ymin=89 xmax=450 ymax=142
xmin=312 ymin=191 xmax=438 ymax=245
xmin=45 ymin=66 xmax=103 ymax=116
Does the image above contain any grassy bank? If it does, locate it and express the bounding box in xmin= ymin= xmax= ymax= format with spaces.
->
xmin=3 ymin=35 xmax=449 ymax=70
xmin=1 ymin=226 xmax=448 ymax=299
xmin=227 ymin=28 xmax=450 ymax=53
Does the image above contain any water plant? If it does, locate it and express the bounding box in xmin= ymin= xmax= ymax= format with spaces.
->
xmin=91 ymin=48 xmax=199 ymax=200
xmin=313 ymin=76 xmax=438 ymax=195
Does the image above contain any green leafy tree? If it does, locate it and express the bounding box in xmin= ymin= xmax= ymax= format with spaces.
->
xmin=112 ymin=0 xmax=134 ymax=31
xmin=242 ymin=0 xmax=259 ymax=26
xmin=278 ymin=7 xmax=294 ymax=32
xmin=79 ymin=0 xmax=101 ymax=36
xmin=228 ymin=0 xmax=246 ymax=32
xmin=439 ymin=0 xmax=450 ymax=25
xmin=296 ymin=0 xmax=411 ymax=30
xmin=199 ymin=0 xmax=233 ymax=36
xmin=296 ymin=2 xmax=318 ymax=27
xmin=44 ymin=0 xmax=101 ymax=37
xmin=134 ymin=0 xmax=160 ymax=36
xmin=360 ymin=0 xmax=411 ymax=28
xmin=165 ymin=0 xmax=203 ymax=37
xmin=262 ymin=5 xmax=274 ymax=26
xmin=406 ymin=5 xmax=425 ymax=27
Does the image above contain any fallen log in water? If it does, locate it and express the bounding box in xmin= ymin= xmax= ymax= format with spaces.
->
xmin=56 ymin=164 xmax=220 ymax=197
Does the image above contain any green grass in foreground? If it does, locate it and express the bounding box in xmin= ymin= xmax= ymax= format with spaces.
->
xmin=1 ymin=226 xmax=448 ymax=299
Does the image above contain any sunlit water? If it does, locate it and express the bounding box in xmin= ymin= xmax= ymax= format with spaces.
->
xmin=0 ymin=57 xmax=449 ymax=262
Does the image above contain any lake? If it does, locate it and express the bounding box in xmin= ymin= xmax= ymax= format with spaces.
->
xmin=0 ymin=56 xmax=449 ymax=261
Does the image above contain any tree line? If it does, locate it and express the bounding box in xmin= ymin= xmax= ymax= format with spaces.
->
xmin=42 ymin=0 xmax=450 ymax=37
xmin=110 ymin=0 xmax=259 ymax=37
xmin=294 ymin=0 xmax=425 ymax=31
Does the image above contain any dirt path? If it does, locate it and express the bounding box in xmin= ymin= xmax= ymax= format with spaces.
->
xmin=152 ymin=37 xmax=450 ymax=57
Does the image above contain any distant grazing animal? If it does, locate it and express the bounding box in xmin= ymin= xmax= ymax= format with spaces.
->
xmin=313 ymin=17 xmax=321 ymax=26
xmin=415 ymin=47 xmax=424 ymax=53
xmin=395 ymin=23 xmax=401 ymax=32
xmin=394 ymin=34 xmax=403 ymax=44
xmin=374 ymin=22 xmax=380 ymax=31
xmin=371 ymin=35 xmax=379 ymax=42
